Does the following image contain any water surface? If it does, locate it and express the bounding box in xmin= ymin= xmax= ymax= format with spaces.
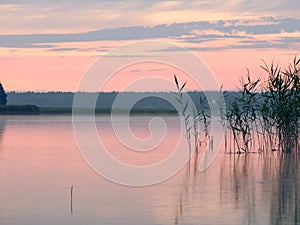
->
xmin=0 ymin=116 xmax=298 ymax=225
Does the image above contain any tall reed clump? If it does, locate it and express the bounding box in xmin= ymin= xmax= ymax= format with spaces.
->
xmin=260 ymin=57 xmax=300 ymax=153
xmin=224 ymin=57 xmax=300 ymax=153
xmin=173 ymin=75 xmax=211 ymax=154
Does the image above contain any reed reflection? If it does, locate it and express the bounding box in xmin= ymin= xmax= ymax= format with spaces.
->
xmin=219 ymin=152 xmax=300 ymax=225
xmin=0 ymin=118 xmax=6 ymax=144
xmin=270 ymin=154 xmax=300 ymax=225
xmin=174 ymin=150 xmax=300 ymax=225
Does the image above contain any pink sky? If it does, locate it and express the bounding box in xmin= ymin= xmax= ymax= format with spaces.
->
xmin=1 ymin=49 xmax=296 ymax=92
xmin=0 ymin=1 xmax=299 ymax=92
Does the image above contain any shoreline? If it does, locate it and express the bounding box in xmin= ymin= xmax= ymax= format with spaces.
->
xmin=0 ymin=105 xmax=178 ymax=115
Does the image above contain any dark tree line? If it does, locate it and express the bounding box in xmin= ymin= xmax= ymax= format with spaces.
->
xmin=0 ymin=82 xmax=7 ymax=105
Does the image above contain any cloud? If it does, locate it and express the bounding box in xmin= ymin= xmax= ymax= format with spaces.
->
xmin=47 ymin=47 xmax=79 ymax=52
xmin=148 ymin=68 xmax=166 ymax=72
xmin=227 ymin=42 xmax=289 ymax=50
xmin=177 ymin=34 xmax=250 ymax=44
xmin=1 ymin=0 xmax=299 ymax=36
xmin=278 ymin=37 xmax=300 ymax=43
xmin=149 ymin=46 xmax=226 ymax=52
xmin=0 ymin=42 xmax=56 ymax=48
xmin=218 ymin=17 xmax=300 ymax=34
xmin=0 ymin=17 xmax=299 ymax=51
xmin=129 ymin=68 xmax=166 ymax=73
xmin=0 ymin=23 xmax=190 ymax=47
xmin=129 ymin=69 xmax=143 ymax=73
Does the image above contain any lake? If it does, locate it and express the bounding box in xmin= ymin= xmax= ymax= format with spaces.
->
xmin=0 ymin=115 xmax=299 ymax=225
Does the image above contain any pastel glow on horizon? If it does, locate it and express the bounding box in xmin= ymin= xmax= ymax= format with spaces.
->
xmin=0 ymin=0 xmax=299 ymax=91
xmin=100 ymin=61 xmax=201 ymax=92
xmin=1 ymin=56 xmax=95 ymax=92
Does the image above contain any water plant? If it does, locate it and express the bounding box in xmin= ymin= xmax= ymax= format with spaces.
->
xmin=260 ymin=57 xmax=300 ymax=153
xmin=217 ymin=86 xmax=228 ymax=151
xmin=223 ymin=56 xmax=300 ymax=154
xmin=174 ymin=56 xmax=299 ymax=154
xmin=173 ymin=75 xmax=193 ymax=154
xmin=226 ymin=73 xmax=260 ymax=153
xmin=173 ymin=75 xmax=211 ymax=154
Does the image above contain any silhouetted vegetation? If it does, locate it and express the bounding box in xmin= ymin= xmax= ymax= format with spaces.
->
xmin=173 ymin=75 xmax=211 ymax=154
xmin=0 ymin=105 xmax=40 ymax=115
xmin=7 ymin=91 xmax=216 ymax=110
xmin=174 ymin=56 xmax=299 ymax=154
xmin=0 ymin=82 xmax=7 ymax=105
xmin=223 ymin=57 xmax=300 ymax=154
xmin=39 ymin=107 xmax=177 ymax=115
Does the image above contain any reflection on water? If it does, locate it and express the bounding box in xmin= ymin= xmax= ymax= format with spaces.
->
xmin=174 ymin=152 xmax=300 ymax=225
xmin=270 ymin=154 xmax=300 ymax=225
xmin=0 ymin=115 xmax=299 ymax=225
xmin=217 ymin=153 xmax=299 ymax=225
xmin=0 ymin=118 xmax=6 ymax=143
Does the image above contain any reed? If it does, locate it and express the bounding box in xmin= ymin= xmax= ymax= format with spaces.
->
xmin=222 ymin=56 xmax=299 ymax=154
xmin=173 ymin=75 xmax=193 ymax=154
xmin=173 ymin=75 xmax=211 ymax=154
xmin=225 ymin=73 xmax=260 ymax=153
xmin=174 ymin=56 xmax=299 ymax=154
xmin=260 ymin=57 xmax=300 ymax=153
xmin=217 ymin=86 xmax=228 ymax=151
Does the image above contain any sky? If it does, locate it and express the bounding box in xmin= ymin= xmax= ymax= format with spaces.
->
xmin=0 ymin=0 xmax=299 ymax=92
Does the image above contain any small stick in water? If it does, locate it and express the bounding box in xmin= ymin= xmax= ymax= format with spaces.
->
xmin=71 ymin=185 xmax=74 ymax=215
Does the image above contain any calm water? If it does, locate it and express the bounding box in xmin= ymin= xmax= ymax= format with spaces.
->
xmin=0 ymin=115 xmax=299 ymax=225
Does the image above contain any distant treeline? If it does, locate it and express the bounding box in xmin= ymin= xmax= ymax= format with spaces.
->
xmin=7 ymin=91 xmax=241 ymax=111
xmin=0 ymin=105 xmax=40 ymax=115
